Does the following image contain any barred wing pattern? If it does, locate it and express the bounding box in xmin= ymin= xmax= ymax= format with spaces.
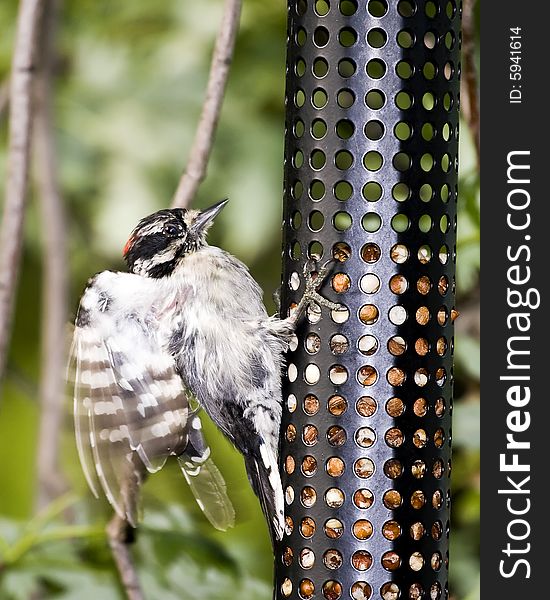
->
xmin=71 ymin=271 xmax=234 ymax=530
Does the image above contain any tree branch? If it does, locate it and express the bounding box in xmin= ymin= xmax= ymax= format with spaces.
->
xmin=0 ymin=77 xmax=9 ymax=120
xmin=0 ymin=0 xmax=46 ymax=384
xmin=106 ymin=512 xmax=143 ymax=600
xmin=34 ymin=0 xmax=69 ymax=510
xmin=171 ymin=0 xmax=242 ymax=209
xmin=461 ymin=0 xmax=480 ymax=170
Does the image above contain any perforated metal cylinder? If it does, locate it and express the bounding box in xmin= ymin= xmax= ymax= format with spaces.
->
xmin=276 ymin=1 xmax=460 ymax=599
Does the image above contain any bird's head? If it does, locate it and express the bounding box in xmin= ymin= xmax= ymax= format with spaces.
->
xmin=123 ymin=199 xmax=228 ymax=278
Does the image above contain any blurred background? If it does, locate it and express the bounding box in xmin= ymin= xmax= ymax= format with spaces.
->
xmin=0 ymin=1 xmax=480 ymax=598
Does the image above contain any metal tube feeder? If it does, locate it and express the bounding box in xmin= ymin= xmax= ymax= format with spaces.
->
xmin=276 ymin=1 xmax=461 ymax=599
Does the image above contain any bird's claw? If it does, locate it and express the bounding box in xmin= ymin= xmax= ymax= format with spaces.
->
xmin=288 ymin=259 xmax=342 ymax=325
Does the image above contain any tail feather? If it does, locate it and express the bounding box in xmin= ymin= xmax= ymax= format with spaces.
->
xmin=244 ymin=440 xmax=284 ymax=542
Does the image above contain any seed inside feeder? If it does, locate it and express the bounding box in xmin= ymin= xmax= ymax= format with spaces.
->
xmin=300 ymin=517 xmax=316 ymax=538
xmin=386 ymin=397 xmax=404 ymax=417
xmin=361 ymin=242 xmax=381 ymax=263
xmin=434 ymin=397 xmax=445 ymax=417
xmin=287 ymin=394 xmax=297 ymax=412
xmin=437 ymin=306 xmax=448 ymax=325
xmin=325 ymin=518 xmax=344 ymax=539
xmin=351 ymin=582 xmax=372 ymax=600
xmin=307 ymin=301 xmax=322 ymax=323
xmin=327 ymin=456 xmax=345 ymax=477
xmin=323 ymin=580 xmax=343 ymax=600
xmin=431 ymin=552 xmax=442 ymax=570
xmin=436 ymin=336 xmax=447 ymax=355
xmin=303 ymin=424 xmax=319 ymax=446
xmin=409 ymin=583 xmax=423 ymax=600
xmin=389 ymin=305 xmax=407 ymax=325
xmin=383 ymin=520 xmax=401 ymax=541
xmin=409 ymin=552 xmax=424 ymax=571
xmin=414 ymin=368 xmax=429 ymax=387
xmin=431 ymin=582 xmax=442 ymax=600
xmin=302 ymin=455 xmax=317 ymax=476
xmin=327 ymin=425 xmax=347 ymax=446
xmin=413 ymin=428 xmax=428 ymax=448
xmin=325 ymin=487 xmax=345 ymax=508
xmin=328 ymin=394 xmax=348 ymax=415
xmin=434 ymin=428 xmax=445 ymax=447
xmin=305 ymin=363 xmax=321 ymax=384
xmin=432 ymin=521 xmax=443 ymax=540
xmin=354 ymin=457 xmax=375 ymax=478
xmin=415 ymin=337 xmax=429 ymax=355
xmin=357 ymin=395 xmax=377 ymax=416
xmin=332 ymin=272 xmax=351 ymax=293
xmin=438 ymin=275 xmax=449 ymax=295
xmin=359 ymin=304 xmax=379 ymax=324
xmin=333 ymin=241 xmax=351 ymax=262
xmin=436 ymin=367 xmax=446 ymax=386
xmin=382 ymin=551 xmax=401 ymax=571
xmin=360 ymin=273 xmax=381 ymax=294
xmin=432 ymin=459 xmax=444 ymax=479
xmin=332 ymin=304 xmax=349 ymax=323
xmin=299 ymin=548 xmax=315 ymax=569
xmin=358 ymin=365 xmax=377 ymax=386
xmin=413 ymin=397 xmax=428 ymax=416
xmin=281 ymin=578 xmax=292 ymax=597
xmin=381 ymin=582 xmax=400 ymax=600
xmin=353 ymin=488 xmax=374 ymax=509
xmin=411 ymin=490 xmax=426 ymax=509
xmin=416 ymin=306 xmax=430 ymax=325
xmin=305 ymin=332 xmax=321 ymax=354
xmin=285 ymin=455 xmax=295 ymax=474
xmin=285 ymin=516 xmax=294 ymax=535
xmin=329 ymin=365 xmax=348 ymax=384
xmin=286 ymin=424 xmax=297 ymax=442
xmin=383 ymin=490 xmax=402 ymax=509
xmin=355 ymin=426 xmax=376 ymax=448
xmin=387 ymin=367 xmax=406 ymax=386
xmin=385 ymin=427 xmax=403 ymax=448
xmin=323 ymin=549 xmax=343 ymax=570
xmin=285 ymin=486 xmax=295 ymax=504
xmin=282 ymin=547 xmax=293 ymax=567
xmin=358 ymin=334 xmax=378 ymax=355
xmin=390 ymin=243 xmax=409 ymax=263
xmin=299 ymin=578 xmax=315 ymax=599
xmin=410 ymin=521 xmax=425 ymax=541
xmin=301 ymin=486 xmax=317 ymax=507
xmin=384 ymin=459 xmax=403 ymax=479
xmin=352 ymin=519 xmax=373 ymax=540
xmin=432 ymin=490 xmax=443 ymax=509
xmin=304 ymin=394 xmax=320 ymax=415
xmin=352 ymin=550 xmax=373 ymax=571
xmin=388 ymin=336 xmax=406 ymax=355
xmin=411 ymin=460 xmax=426 ymax=479
xmin=417 ymin=275 xmax=432 ymax=294
xmin=389 ymin=274 xmax=407 ymax=294
xmin=330 ymin=333 xmax=349 ymax=354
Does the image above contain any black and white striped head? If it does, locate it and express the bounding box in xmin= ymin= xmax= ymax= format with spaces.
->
xmin=123 ymin=199 xmax=227 ymax=278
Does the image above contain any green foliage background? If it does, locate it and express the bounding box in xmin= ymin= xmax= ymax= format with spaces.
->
xmin=0 ymin=1 xmax=480 ymax=598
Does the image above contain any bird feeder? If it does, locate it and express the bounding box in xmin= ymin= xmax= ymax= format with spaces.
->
xmin=276 ymin=1 xmax=460 ymax=599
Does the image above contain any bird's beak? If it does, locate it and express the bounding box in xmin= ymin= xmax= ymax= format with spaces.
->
xmin=191 ymin=198 xmax=228 ymax=235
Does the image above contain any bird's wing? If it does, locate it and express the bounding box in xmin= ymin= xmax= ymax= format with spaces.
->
xmin=70 ymin=271 xmax=233 ymax=528
xmin=177 ymin=413 xmax=235 ymax=531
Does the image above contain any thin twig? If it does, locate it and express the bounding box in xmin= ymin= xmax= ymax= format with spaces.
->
xmin=461 ymin=0 xmax=480 ymax=170
xmin=171 ymin=0 xmax=242 ymax=209
xmin=0 ymin=0 xmax=46 ymax=385
xmin=107 ymin=514 xmax=144 ymax=600
xmin=34 ymin=0 xmax=69 ymax=510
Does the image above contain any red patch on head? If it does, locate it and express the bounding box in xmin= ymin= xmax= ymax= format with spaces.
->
xmin=123 ymin=235 xmax=135 ymax=257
